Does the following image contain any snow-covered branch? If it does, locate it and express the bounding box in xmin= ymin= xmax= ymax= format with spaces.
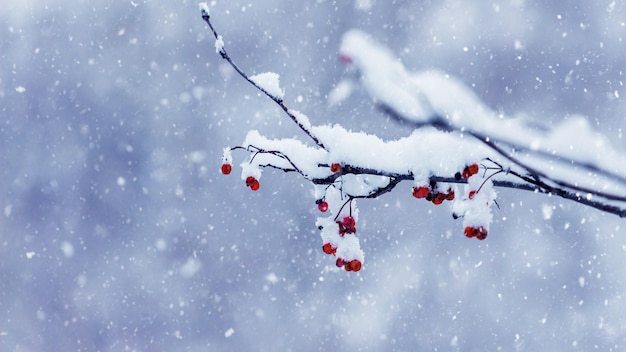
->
xmin=200 ymin=6 xmax=626 ymax=272
xmin=336 ymin=29 xmax=626 ymax=215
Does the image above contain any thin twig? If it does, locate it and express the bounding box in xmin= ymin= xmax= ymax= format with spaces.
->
xmin=200 ymin=10 xmax=328 ymax=150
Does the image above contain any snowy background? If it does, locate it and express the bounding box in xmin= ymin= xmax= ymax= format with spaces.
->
xmin=2 ymin=0 xmax=626 ymax=351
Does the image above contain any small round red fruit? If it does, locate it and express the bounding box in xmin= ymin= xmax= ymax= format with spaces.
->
xmin=336 ymin=258 xmax=345 ymax=268
xmin=476 ymin=226 xmax=488 ymax=240
xmin=322 ymin=243 xmax=335 ymax=255
xmin=468 ymin=163 xmax=479 ymax=176
xmin=468 ymin=190 xmax=477 ymax=199
xmin=318 ymin=201 xmax=329 ymax=212
xmin=412 ymin=186 xmax=430 ymax=199
xmin=341 ymin=216 xmax=356 ymax=234
xmin=245 ymin=176 xmax=260 ymax=191
xmin=464 ymin=226 xmax=488 ymax=240
xmin=432 ymin=193 xmax=446 ymax=205
xmin=462 ymin=163 xmax=480 ymax=178
xmin=221 ymin=163 xmax=232 ymax=175
xmin=330 ymin=163 xmax=341 ymax=173
xmin=349 ymin=259 xmax=362 ymax=272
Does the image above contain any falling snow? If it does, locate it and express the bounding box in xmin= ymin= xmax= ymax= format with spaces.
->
xmin=2 ymin=2 xmax=626 ymax=352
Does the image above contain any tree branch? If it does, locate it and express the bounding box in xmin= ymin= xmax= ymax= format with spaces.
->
xmin=203 ymin=8 xmax=626 ymax=219
xmin=378 ymin=104 xmax=626 ymax=205
xmin=200 ymin=9 xmax=327 ymax=151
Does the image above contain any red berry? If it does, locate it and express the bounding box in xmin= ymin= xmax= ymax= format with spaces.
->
xmin=462 ymin=163 xmax=480 ymax=178
xmin=221 ymin=163 xmax=232 ymax=175
xmin=468 ymin=163 xmax=479 ymax=176
xmin=245 ymin=176 xmax=260 ymax=191
xmin=330 ymin=163 xmax=341 ymax=173
xmin=468 ymin=190 xmax=477 ymax=199
xmin=464 ymin=226 xmax=488 ymax=240
xmin=349 ymin=259 xmax=362 ymax=272
xmin=336 ymin=258 xmax=345 ymax=267
xmin=446 ymin=189 xmax=455 ymax=201
xmin=464 ymin=226 xmax=476 ymax=238
xmin=412 ymin=186 xmax=430 ymax=199
xmin=322 ymin=243 xmax=335 ymax=255
xmin=432 ymin=193 xmax=446 ymax=205
xmin=318 ymin=201 xmax=329 ymax=212
xmin=341 ymin=216 xmax=356 ymax=234
xmin=476 ymin=226 xmax=488 ymax=240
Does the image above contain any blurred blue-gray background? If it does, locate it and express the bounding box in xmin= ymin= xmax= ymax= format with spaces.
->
xmin=2 ymin=1 xmax=626 ymax=351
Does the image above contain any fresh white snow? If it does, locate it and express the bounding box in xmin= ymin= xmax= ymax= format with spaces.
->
xmin=250 ymin=72 xmax=285 ymax=100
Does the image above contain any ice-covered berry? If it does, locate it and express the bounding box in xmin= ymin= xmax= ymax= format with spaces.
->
xmin=318 ymin=201 xmax=329 ymax=212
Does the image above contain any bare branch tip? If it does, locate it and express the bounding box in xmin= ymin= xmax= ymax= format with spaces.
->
xmin=199 ymin=2 xmax=210 ymax=20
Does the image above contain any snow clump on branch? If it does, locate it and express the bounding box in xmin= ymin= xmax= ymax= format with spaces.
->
xmin=250 ymin=72 xmax=285 ymax=100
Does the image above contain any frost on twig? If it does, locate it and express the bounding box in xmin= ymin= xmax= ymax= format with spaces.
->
xmin=201 ymin=8 xmax=626 ymax=272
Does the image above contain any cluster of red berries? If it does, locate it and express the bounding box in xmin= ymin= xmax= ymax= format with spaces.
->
xmin=245 ymin=176 xmax=260 ymax=191
xmin=321 ymin=215 xmax=362 ymax=272
xmin=336 ymin=257 xmax=362 ymax=272
xmin=337 ymin=215 xmax=356 ymax=235
xmin=220 ymin=163 xmax=261 ymax=191
xmin=455 ymin=163 xmax=480 ymax=180
xmin=464 ymin=226 xmax=488 ymax=240
xmin=412 ymin=184 xmax=455 ymax=205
